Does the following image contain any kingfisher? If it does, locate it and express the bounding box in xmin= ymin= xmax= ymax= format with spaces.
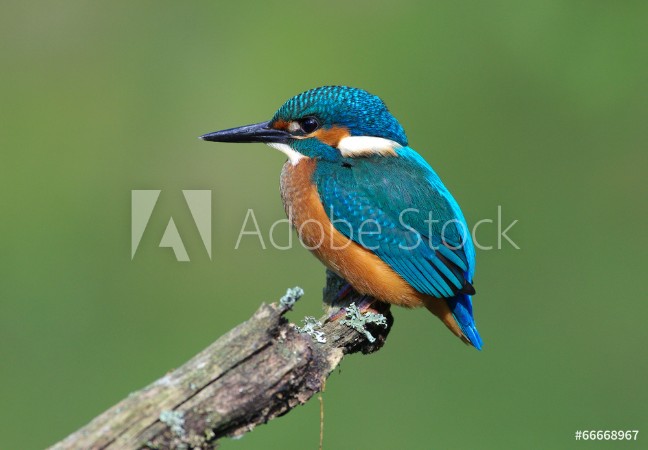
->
xmin=201 ymin=86 xmax=482 ymax=349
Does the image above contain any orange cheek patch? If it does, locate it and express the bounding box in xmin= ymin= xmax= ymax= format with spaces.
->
xmin=272 ymin=119 xmax=290 ymax=130
xmin=311 ymin=126 xmax=350 ymax=147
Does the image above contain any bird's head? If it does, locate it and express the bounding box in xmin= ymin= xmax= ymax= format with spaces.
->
xmin=201 ymin=86 xmax=408 ymax=164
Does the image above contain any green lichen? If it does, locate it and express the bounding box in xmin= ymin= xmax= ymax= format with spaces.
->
xmin=279 ymin=286 xmax=304 ymax=308
xmin=296 ymin=316 xmax=326 ymax=343
xmin=159 ymin=410 xmax=185 ymax=438
xmin=340 ymin=302 xmax=388 ymax=343
xmin=204 ymin=428 xmax=216 ymax=441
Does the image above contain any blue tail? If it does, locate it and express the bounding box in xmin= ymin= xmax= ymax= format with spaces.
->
xmin=447 ymin=293 xmax=483 ymax=350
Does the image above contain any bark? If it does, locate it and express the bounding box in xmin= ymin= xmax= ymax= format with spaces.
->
xmin=49 ymin=271 xmax=393 ymax=449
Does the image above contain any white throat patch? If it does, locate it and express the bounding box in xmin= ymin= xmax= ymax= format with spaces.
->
xmin=267 ymin=143 xmax=305 ymax=165
xmin=337 ymin=136 xmax=402 ymax=157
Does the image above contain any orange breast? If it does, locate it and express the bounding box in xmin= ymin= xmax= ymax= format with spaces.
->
xmin=280 ymin=158 xmax=423 ymax=308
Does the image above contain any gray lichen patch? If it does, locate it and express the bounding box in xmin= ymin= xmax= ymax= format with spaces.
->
xmin=159 ymin=410 xmax=186 ymax=438
xmin=295 ymin=316 xmax=326 ymax=343
xmin=340 ymin=302 xmax=388 ymax=343
xmin=279 ymin=286 xmax=304 ymax=308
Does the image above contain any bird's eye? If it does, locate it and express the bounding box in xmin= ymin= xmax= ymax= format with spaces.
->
xmin=298 ymin=117 xmax=320 ymax=134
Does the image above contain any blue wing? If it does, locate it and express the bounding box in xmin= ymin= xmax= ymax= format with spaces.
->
xmin=315 ymin=147 xmax=475 ymax=299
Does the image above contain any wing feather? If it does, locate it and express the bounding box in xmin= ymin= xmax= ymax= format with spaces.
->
xmin=315 ymin=149 xmax=475 ymax=299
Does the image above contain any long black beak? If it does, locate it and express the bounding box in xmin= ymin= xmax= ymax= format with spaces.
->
xmin=200 ymin=121 xmax=290 ymax=144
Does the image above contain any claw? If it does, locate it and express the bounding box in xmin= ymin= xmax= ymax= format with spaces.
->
xmin=335 ymin=283 xmax=353 ymax=302
xmin=327 ymin=295 xmax=379 ymax=322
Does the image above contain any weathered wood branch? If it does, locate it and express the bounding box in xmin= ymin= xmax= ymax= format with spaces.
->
xmin=50 ymin=271 xmax=393 ymax=450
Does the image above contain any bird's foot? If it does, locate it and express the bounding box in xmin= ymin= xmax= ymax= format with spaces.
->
xmin=334 ymin=282 xmax=354 ymax=302
xmin=355 ymin=295 xmax=380 ymax=314
xmin=327 ymin=295 xmax=379 ymax=321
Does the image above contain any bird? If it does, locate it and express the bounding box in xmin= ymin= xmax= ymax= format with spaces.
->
xmin=201 ymin=86 xmax=482 ymax=349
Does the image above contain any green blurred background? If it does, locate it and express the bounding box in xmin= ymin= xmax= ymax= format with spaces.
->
xmin=2 ymin=1 xmax=647 ymax=449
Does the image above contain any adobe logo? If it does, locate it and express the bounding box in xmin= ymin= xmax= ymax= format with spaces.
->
xmin=131 ymin=190 xmax=211 ymax=261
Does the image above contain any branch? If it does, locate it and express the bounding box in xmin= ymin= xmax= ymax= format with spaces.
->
xmin=49 ymin=271 xmax=393 ymax=450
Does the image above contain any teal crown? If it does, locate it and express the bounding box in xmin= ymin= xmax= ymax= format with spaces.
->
xmin=271 ymin=86 xmax=408 ymax=147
